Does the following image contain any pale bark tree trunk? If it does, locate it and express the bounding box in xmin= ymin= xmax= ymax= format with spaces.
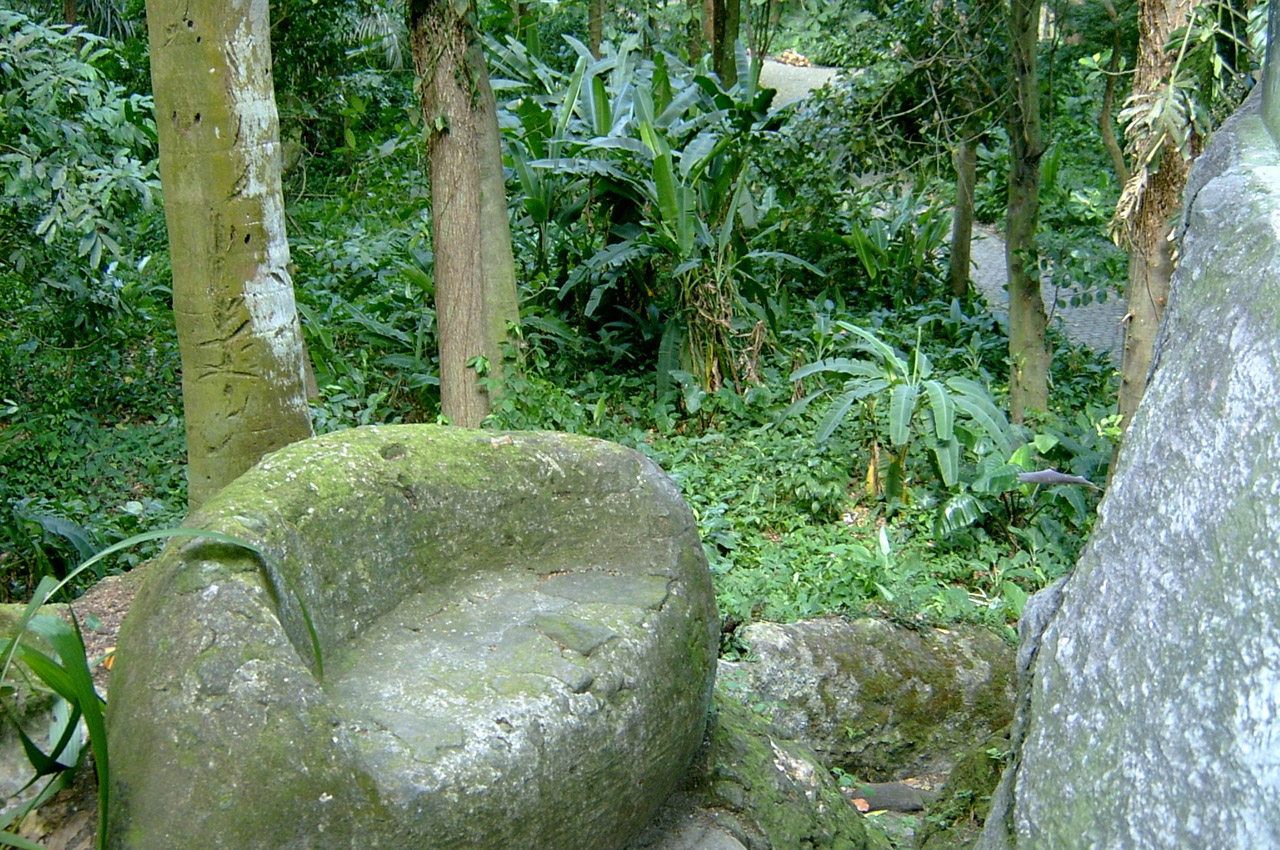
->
xmin=1114 ymin=0 xmax=1196 ymax=433
xmin=409 ymin=0 xmax=520 ymax=428
xmin=145 ymin=0 xmax=314 ymax=511
xmin=1006 ymin=0 xmax=1050 ymax=422
xmin=950 ymin=137 xmax=978 ymax=298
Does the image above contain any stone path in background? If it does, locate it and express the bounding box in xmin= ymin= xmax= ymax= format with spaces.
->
xmin=970 ymin=225 xmax=1126 ymax=364
xmin=760 ymin=58 xmax=1128 ymax=363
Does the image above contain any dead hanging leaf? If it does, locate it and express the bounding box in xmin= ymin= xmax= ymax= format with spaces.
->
xmin=101 ymin=648 xmax=116 ymax=671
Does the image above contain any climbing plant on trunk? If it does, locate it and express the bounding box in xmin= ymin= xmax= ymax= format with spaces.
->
xmin=145 ymin=0 xmax=314 ymax=511
xmin=1111 ymin=0 xmax=1200 ymax=435
xmin=408 ymin=0 xmax=521 ymax=427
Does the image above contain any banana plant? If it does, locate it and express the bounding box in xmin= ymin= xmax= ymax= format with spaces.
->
xmin=787 ymin=322 xmax=1017 ymax=503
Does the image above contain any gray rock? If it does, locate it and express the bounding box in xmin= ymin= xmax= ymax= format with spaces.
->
xmin=106 ymin=426 xmax=718 ymax=850
xmin=725 ymin=618 xmax=1015 ymax=779
xmin=979 ymin=88 xmax=1280 ymax=849
xmin=627 ymin=685 xmax=889 ymax=850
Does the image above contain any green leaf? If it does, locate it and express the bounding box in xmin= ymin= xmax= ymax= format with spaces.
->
xmin=922 ymin=379 xmax=954 ymax=441
xmin=935 ymin=492 xmax=988 ymax=536
xmin=888 ymin=383 xmax=918 ymax=447
xmin=0 ymin=830 xmax=52 ymax=850
xmin=790 ymin=358 xmax=882 ymax=382
xmin=815 ymin=390 xmax=860 ymax=443
xmin=933 ymin=439 xmax=960 ymax=488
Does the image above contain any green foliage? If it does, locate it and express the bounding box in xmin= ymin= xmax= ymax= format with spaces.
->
xmin=0 ymin=10 xmax=159 ymax=334
xmin=0 ymin=528 xmax=284 ymax=849
xmin=495 ymin=35 xmax=816 ymax=390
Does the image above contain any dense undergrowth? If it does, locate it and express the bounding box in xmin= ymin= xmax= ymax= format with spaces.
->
xmin=0 ymin=4 xmax=1125 ymax=643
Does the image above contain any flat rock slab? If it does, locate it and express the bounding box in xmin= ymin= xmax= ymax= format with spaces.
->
xmin=107 ymin=426 xmax=717 ymax=850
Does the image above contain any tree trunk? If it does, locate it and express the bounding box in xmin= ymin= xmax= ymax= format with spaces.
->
xmin=145 ymin=0 xmax=314 ymax=511
xmin=1099 ymin=0 xmax=1129 ymax=185
xmin=588 ymin=0 xmax=604 ymax=58
xmin=1114 ymin=0 xmax=1196 ymax=433
xmin=1006 ymin=0 xmax=1050 ymax=422
xmin=687 ymin=0 xmax=703 ymax=62
xmin=709 ymin=0 xmax=740 ymax=87
xmin=63 ymin=0 xmax=77 ymax=25
xmin=409 ymin=0 xmax=520 ymax=428
xmin=950 ymin=137 xmax=977 ymax=298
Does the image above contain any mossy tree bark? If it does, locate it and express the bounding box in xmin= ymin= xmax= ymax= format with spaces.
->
xmin=1113 ymin=0 xmax=1197 ymax=434
xmin=409 ymin=0 xmax=520 ymax=428
xmin=705 ymin=0 xmax=740 ymax=86
xmin=1005 ymin=0 xmax=1050 ymax=422
xmin=950 ymin=138 xmax=978 ymax=298
xmin=686 ymin=0 xmax=703 ymax=61
xmin=145 ymin=0 xmax=314 ymax=511
xmin=588 ymin=0 xmax=605 ymax=57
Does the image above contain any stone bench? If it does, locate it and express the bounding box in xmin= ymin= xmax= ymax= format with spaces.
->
xmin=107 ymin=426 xmax=717 ymax=850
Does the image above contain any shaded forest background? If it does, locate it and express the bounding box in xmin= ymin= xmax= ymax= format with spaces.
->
xmin=0 ymin=0 xmax=1261 ymax=640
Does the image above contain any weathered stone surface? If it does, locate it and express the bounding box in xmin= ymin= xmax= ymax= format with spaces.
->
xmin=625 ymin=685 xmax=889 ymax=850
xmin=107 ymin=425 xmax=717 ymax=850
xmin=725 ymin=618 xmax=1015 ymax=780
xmin=979 ymin=90 xmax=1280 ymax=849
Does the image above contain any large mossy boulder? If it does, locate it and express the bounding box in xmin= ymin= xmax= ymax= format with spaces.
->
xmin=979 ymin=90 xmax=1280 ymax=848
xmin=107 ymin=426 xmax=718 ymax=850
xmin=725 ymin=619 xmax=1015 ymax=779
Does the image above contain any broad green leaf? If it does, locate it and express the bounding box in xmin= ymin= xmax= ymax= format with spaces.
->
xmin=790 ymin=358 xmax=883 ymax=382
xmin=590 ymin=75 xmax=611 ymax=136
xmin=773 ymin=387 xmax=831 ymax=424
xmin=923 ymin=379 xmax=954 ymax=441
xmin=933 ymin=439 xmax=960 ymax=487
xmin=815 ymin=389 xmax=860 ymax=443
xmin=1033 ymin=433 xmax=1061 ymax=453
xmin=836 ymin=323 xmax=909 ymax=377
xmin=935 ymin=492 xmax=988 ymax=536
xmin=888 ymin=383 xmax=918 ymax=447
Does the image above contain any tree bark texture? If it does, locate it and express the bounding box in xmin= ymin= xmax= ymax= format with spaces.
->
xmin=145 ymin=0 xmax=314 ymax=511
xmin=950 ymin=138 xmax=977 ymax=298
xmin=1006 ymin=0 xmax=1050 ymax=422
xmin=704 ymin=0 xmax=739 ymax=86
xmin=588 ymin=0 xmax=604 ymax=58
xmin=687 ymin=0 xmax=703 ymax=62
xmin=1114 ymin=0 xmax=1196 ymax=433
xmin=409 ymin=0 xmax=520 ymax=428
xmin=1099 ymin=0 xmax=1129 ymax=186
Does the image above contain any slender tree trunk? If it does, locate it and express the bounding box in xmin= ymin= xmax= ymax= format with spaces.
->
xmin=63 ymin=0 xmax=77 ymax=25
xmin=409 ymin=0 xmax=520 ymax=428
xmin=709 ymin=0 xmax=740 ymax=87
xmin=1114 ymin=0 xmax=1196 ymax=433
xmin=950 ymin=137 xmax=978 ymax=298
xmin=145 ymin=0 xmax=314 ymax=511
xmin=588 ymin=0 xmax=604 ymax=58
xmin=687 ymin=0 xmax=703 ymax=62
xmin=1006 ymin=0 xmax=1050 ymax=422
xmin=1100 ymin=0 xmax=1129 ymax=185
